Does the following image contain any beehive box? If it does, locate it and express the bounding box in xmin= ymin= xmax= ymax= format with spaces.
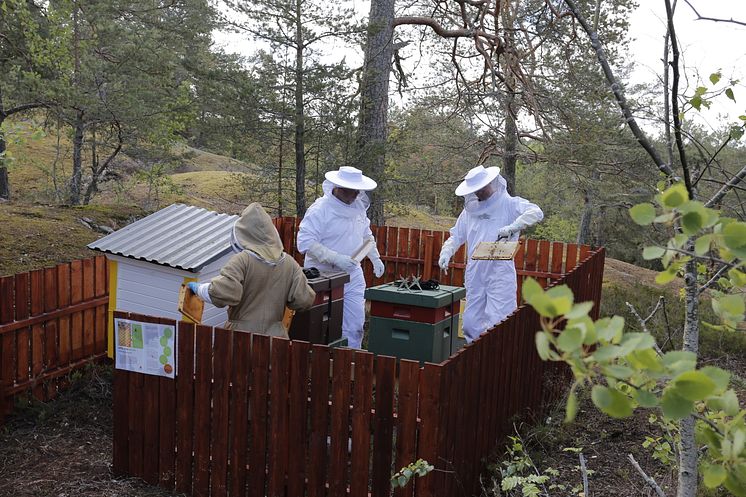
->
xmin=365 ymin=283 xmax=466 ymax=362
xmin=288 ymin=271 xmax=348 ymax=344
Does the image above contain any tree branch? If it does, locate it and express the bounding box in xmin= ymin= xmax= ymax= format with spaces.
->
xmin=627 ymin=454 xmax=667 ymax=497
xmin=682 ymin=0 xmax=746 ymax=26
xmin=561 ymin=0 xmax=676 ymax=179
xmin=705 ymin=164 xmax=746 ymax=208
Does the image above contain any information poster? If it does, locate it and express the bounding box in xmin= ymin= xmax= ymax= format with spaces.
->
xmin=115 ymin=318 xmax=176 ymax=378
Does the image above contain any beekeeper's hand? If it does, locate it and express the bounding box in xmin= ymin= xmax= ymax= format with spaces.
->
xmin=308 ymin=242 xmax=360 ymax=273
xmin=187 ymin=281 xmax=213 ymax=304
xmin=438 ymin=237 xmax=457 ymax=272
xmin=496 ymin=225 xmax=517 ymax=240
xmin=367 ymin=243 xmax=385 ymax=278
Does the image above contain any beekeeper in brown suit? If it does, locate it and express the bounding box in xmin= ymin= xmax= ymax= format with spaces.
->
xmin=188 ymin=203 xmax=315 ymax=337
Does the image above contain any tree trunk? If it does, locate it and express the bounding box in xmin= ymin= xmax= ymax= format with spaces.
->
xmin=503 ymin=92 xmax=517 ymax=195
xmin=577 ymin=189 xmax=593 ymax=245
xmin=294 ymin=0 xmax=306 ymax=217
xmin=677 ymin=249 xmax=700 ymax=497
xmin=69 ymin=110 xmax=84 ymax=204
xmin=0 ymin=113 xmax=8 ymax=201
xmin=357 ymin=0 xmax=395 ymax=226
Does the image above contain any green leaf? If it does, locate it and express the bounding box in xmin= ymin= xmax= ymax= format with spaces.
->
xmin=642 ymin=246 xmax=665 ymax=260
xmin=724 ymin=464 xmax=746 ymax=496
xmin=681 ymin=211 xmax=703 ymax=235
xmin=601 ymin=364 xmax=634 ymax=379
xmin=535 ymin=332 xmax=551 ymax=361
xmin=634 ymin=389 xmax=659 ymax=408
xmin=723 ymin=222 xmax=746 ymax=249
xmin=700 ymin=366 xmax=731 ymax=393
xmin=654 ymin=212 xmax=676 ymax=224
xmin=618 ymin=332 xmax=656 ymax=356
xmin=690 ymin=95 xmax=702 ymax=110
xmin=565 ymin=390 xmax=578 ymax=423
xmin=702 ymin=463 xmax=727 ymax=488
xmin=591 ymin=385 xmax=633 ymax=418
xmin=661 ymin=389 xmax=694 ymax=420
xmin=713 ymin=294 xmax=746 ymax=320
xmin=565 ymin=301 xmax=594 ymax=320
xmin=629 ymin=203 xmax=657 ymax=225
xmin=673 ymin=370 xmax=717 ymax=401
xmin=734 ymin=430 xmax=746 ymax=456
xmin=710 ymin=72 xmax=722 ymax=85
xmin=729 ymin=269 xmax=746 ymax=287
xmin=596 ymin=316 xmax=625 ymax=343
xmin=662 ymin=350 xmax=697 ymax=372
xmin=627 ymin=348 xmax=663 ymax=371
xmin=731 ymin=126 xmax=745 ymax=141
xmin=656 ymin=266 xmax=679 ymax=285
xmin=726 ymin=87 xmax=736 ymax=102
xmin=557 ymin=327 xmax=585 ymax=352
xmin=592 ymin=345 xmax=624 ymax=362
xmin=661 ymin=183 xmax=689 ymax=208
xmin=695 ymin=234 xmax=713 ymax=255
xmin=522 ymin=278 xmax=543 ymax=303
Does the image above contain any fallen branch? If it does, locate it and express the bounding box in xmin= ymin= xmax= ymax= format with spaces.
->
xmin=627 ymin=454 xmax=667 ymax=497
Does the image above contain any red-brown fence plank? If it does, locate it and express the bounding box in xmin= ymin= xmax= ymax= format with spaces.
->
xmin=386 ymin=226 xmax=400 ymax=282
xmin=248 ymin=334 xmax=270 ymax=497
xmin=308 ymin=344 xmax=330 ymax=497
xmin=408 ymin=228 xmax=420 ymax=277
xmin=566 ymin=243 xmax=578 ymax=273
xmin=287 ymin=340 xmax=310 ymax=497
xmin=414 ymin=363 xmax=441 ymax=497
xmin=268 ymin=338 xmax=290 ymax=497
xmin=351 ymin=350 xmax=374 ymax=497
xmin=57 ymin=264 xmax=71 ymax=366
xmin=230 ymin=331 xmax=251 ymax=497
xmin=43 ymin=267 xmax=59 ymax=400
xmin=94 ymin=257 xmax=107 ymax=353
xmin=193 ymin=325 xmax=213 ymax=497
xmin=82 ymin=258 xmax=95 ymax=357
xmin=175 ymin=322 xmax=196 ymax=494
xmin=329 ymin=347 xmax=353 ymax=497
xmin=128 ymin=368 xmax=145 ymax=478
xmin=143 ymin=371 xmax=160 ymax=485
xmin=1 ymin=276 xmax=16 ymax=415
xmin=432 ymin=231 xmax=443 ymax=284
xmin=13 ymin=272 xmax=29 ymax=386
xmin=30 ymin=269 xmax=45 ymax=400
xmin=70 ymin=260 xmax=84 ymax=361
xmin=158 ymin=319 xmax=177 ymax=490
xmin=372 ymin=355 xmax=396 ymax=497
xmin=394 ymin=359 xmax=419 ymax=497
xmin=538 ymin=240 xmax=551 ymax=288
xmin=211 ymin=327 xmax=232 ymax=497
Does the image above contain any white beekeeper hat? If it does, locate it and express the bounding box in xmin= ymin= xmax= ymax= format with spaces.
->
xmin=325 ymin=166 xmax=377 ymax=191
xmin=454 ymin=165 xmax=501 ymax=196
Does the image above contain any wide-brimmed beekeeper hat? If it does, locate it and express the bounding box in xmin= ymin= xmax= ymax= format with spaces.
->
xmin=325 ymin=166 xmax=377 ymax=191
xmin=454 ymin=165 xmax=501 ymax=196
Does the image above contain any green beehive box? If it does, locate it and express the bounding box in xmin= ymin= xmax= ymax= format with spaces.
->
xmin=367 ymin=314 xmax=459 ymax=364
xmin=364 ymin=283 xmax=465 ymax=308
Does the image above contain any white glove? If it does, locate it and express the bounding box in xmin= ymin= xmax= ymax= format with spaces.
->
xmin=367 ymin=243 xmax=385 ymax=278
xmin=438 ymin=237 xmax=458 ymax=271
xmin=496 ymin=225 xmax=517 ymax=240
xmin=308 ymin=242 xmax=360 ymax=273
xmin=188 ymin=282 xmax=213 ymax=304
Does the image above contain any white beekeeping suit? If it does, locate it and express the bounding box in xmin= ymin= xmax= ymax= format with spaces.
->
xmin=439 ymin=165 xmax=543 ymax=342
xmin=297 ymin=167 xmax=385 ymax=349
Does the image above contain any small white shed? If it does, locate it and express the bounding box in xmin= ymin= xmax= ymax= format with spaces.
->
xmin=88 ymin=203 xmax=239 ymax=357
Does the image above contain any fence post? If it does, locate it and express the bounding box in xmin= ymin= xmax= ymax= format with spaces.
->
xmin=423 ymin=235 xmax=434 ymax=281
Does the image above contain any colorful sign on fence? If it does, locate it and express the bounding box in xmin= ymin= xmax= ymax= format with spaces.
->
xmin=114 ymin=318 xmax=176 ymax=378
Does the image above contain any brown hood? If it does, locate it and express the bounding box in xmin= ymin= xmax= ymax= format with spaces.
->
xmin=233 ymin=203 xmax=284 ymax=262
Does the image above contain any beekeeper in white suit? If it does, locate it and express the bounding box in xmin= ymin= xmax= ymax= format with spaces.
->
xmin=296 ymin=166 xmax=385 ymax=349
xmin=439 ymin=165 xmax=543 ymax=342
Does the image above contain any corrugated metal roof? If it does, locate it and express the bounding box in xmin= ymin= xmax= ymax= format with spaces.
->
xmin=87 ymin=203 xmax=238 ymax=272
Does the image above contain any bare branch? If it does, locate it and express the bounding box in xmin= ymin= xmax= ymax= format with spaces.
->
xmin=627 ymin=454 xmax=667 ymax=497
xmin=683 ymin=0 xmax=746 ymax=26
xmin=705 ymin=164 xmax=746 ymax=208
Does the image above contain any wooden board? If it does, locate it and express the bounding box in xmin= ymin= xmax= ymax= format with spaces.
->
xmin=178 ymin=284 xmax=204 ymax=324
xmin=470 ymin=240 xmax=521 ymax=261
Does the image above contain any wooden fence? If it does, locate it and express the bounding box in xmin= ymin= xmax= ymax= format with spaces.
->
xmin=112 ymin=246 xmax=605 ymax=497
xmin=272 ymin=217 xmax=590 ymax=292
xmin=0 ymin=256 xmax=109 ymax=417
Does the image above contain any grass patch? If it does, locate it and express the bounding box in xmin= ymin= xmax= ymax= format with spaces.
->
xmin=0 ymin=203 xmax=145 ymax=276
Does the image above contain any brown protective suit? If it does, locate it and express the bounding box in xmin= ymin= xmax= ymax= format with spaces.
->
xmin=208 ymin=203 xmax=315 ymax=337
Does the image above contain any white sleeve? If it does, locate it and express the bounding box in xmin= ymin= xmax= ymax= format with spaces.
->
xmin=510 ymin=197 xmax=544 ymax=231
xmin=296 ymin=208 xmax=322 ymax=254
